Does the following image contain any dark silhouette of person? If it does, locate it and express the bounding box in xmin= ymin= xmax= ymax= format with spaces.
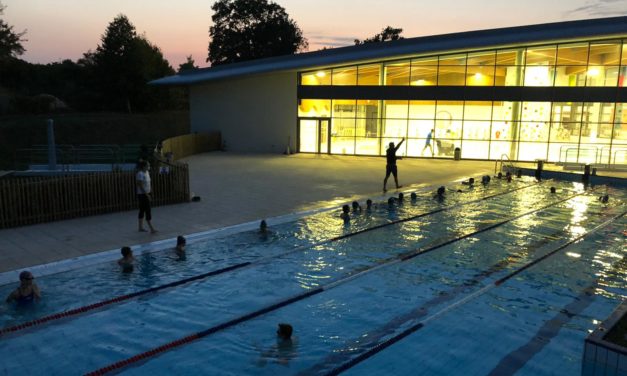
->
xmin=383 ymin=138 xmax=405 ymax=192
xmin=340 ymin=204 xmax=350 ymax=223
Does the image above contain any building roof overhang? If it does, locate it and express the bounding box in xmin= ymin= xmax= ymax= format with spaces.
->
xmin=151 ymin=16 xmax=627 ymax=86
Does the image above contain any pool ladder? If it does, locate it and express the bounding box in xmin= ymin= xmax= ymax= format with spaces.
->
xmin=494 ymin=154 xmax=514 ymax=175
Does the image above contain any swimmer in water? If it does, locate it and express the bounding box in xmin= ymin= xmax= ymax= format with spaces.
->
xmin=6 ymin=271 xmax=41 ymax=304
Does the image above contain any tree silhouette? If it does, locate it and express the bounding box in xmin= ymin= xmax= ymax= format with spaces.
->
xmin=355 ymin=26 xmax=404 ymax=45
xmin=178 ymin=55 xmax=198 ymax=72
xmin=0 ymin=2 xmax=26 ymax=60
xmin=208 ymin=0 xmax=308 ymax=66
xmin=86 ymin=14 xmax=174 ymax=112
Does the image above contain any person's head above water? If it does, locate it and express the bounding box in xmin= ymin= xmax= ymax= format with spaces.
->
xmin=277 ymin=323 xmax=293 ymax=340
xmin=497 ymin=172 xmax=503 ymax=179
xmin=342 ymin=204 xmax=350 ymax=213
xmin=259 ymin=220 xmax=267 ymax=231
xmin=550 ymin=187 xmax=556 ymax=193
xmin=121 ymin=246 xmax=132 ymax=258
xmin=600 ymin=194 xmax=609 ymax=203
xmin=366 ymin=199 xmax=372 ymax=208
xmin=410 ymin=192 xmax=417 ymax=200
xmin=398 ymin=192 xmax=404 ymax=201
xmin=437 ymin=186 xmax=446 ymax=196
xmin=177 ymin=235 xmax=186 ymax=247
xmin=388 ymin=197 xmax=395 ymax=206
xmin=19 ymin=271 xmax=34 ymax=284
xmin=352 ymin=201 xmax=360 ymax=210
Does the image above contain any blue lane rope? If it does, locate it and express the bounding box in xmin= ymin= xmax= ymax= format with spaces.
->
xmin=84 ymin=187 xmax=589 ymax=376
xmin=323 ymin=209 xmax=625 ymax=376
xmin=2 ymin=181 xmax=537 ymax=337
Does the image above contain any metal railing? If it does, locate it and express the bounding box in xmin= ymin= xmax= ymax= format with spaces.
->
xmin=494 ymin=154 xmax=513 ymax=175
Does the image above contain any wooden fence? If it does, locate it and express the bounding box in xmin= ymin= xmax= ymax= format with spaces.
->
xmin=0 ymin=163 xmax=189 ymax=229
xmin=162 ymin=132 xmax=221 ymax=161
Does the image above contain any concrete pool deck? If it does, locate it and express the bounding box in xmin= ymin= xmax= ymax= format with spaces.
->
xmin=0 ymin=152 xmax=533 ymax=274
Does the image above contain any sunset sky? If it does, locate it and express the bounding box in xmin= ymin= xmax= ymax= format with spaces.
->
xmin=3 ymin=0 xmax=627 ymax=69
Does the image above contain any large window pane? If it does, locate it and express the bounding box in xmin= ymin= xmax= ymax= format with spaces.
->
xmin=437 ymin=101 xmax=464 ymax=120
xmin=526 ymin=46 xmax=556 ymax=65
xmin=461 ymin=141 xmax=489 ymax=159
xmin=332 ymin=66 xmax=357 ymax=85
xmin=554 ymin=66 xmax=586 ymax=86
xmin=356 ymin=100 xmax=380 ymax=137
xmin=614 ymin=103 xmax=627 ymax=141
xmin=383 ymin=100 xmax=408 ymax=119
xmin=497 ymin=49 xmax=523 ymax=65
xmin=519 ymin=121 xmax=549 ymax=142
xmin=331 ymin=118 xmax=355 ymax=137
xmin=332 ymin=99 xmax=356 ymax=118
xmin=462 ymin=121 xmax=491 ymax=140
xmin=524 ymin=65 xmax=555 ymax=86
xmin=410 ymin=65 xmax=438 ymax=85
xmin=464 ymin=101 xmax=493 ymax=120
xmin=384 ymin=61 xmax=410 ymax=86
xmin=439 ymin=54 xmax=466 ymax=65
xmin=517 ymin=142 xmax=548 ymax=161
xmin=521 ymin=102 xmax=551 ymax=122
xmin=300 ymin=70 xmax=331 ymax=85
xmin=438 ymin=65 xmax=466 ymax=85
xmin=298 ymin=99 xmax=331 ymax=117
xmin=556 ymin=43 xmax=588 ymax=65
xmin=492 ymin=121 xmax=516 ymax=141
xmin=586 ymin=66 xmax=619 ymax=86
xmin=548 ymin=143 xmax=578 ymax=163
xmin=492 ymin=101 xmax=518 ymax=121
xmin=409 ymin=100 xmax=436 ymax=119
xmin=489 ymin=141 xmax=514 ymax=160
xmin=355 ymin=137 xmax=380 ymax=155
xmin=589 ymin=41 xmax=621 ymax=66
xmin=467 ymin=51 xmax=496 ymax=66
xmin=382 ymin=118 xmax=407 ymax=138
xmin=549 ymin=122 xmax=580 ymax=143
xmin=357 ymin=64 xmax=380 ymax=85
xmin=408 ymin=119 xmax=435 ymax=138
xmin=330 ymin=137 xmax=355 ymax=155
xmin=552 ymin=102 xmax=584 ymax=123
xmin=466 ymin=65 xmax=495 ymax=86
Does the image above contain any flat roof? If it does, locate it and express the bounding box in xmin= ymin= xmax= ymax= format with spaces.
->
xmin=152 ymin=16 xmax=627 ymax=86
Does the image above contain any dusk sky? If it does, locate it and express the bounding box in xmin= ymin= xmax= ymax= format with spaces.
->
xmin=3 ymin=0 xmax=627 ymax=69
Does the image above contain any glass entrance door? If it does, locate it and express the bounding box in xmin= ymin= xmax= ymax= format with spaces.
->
xmin=299 ymin=118 xmax=331 ymax=153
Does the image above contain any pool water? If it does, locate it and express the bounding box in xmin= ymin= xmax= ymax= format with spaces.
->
xmin=0 ymin=177 xmax=624 ymax=375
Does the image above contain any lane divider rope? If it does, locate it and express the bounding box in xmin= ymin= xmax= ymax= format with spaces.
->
xmin=84 ymin=187 xmax=587 ymax=376
xmin=2 ymin=181 xmax=537 ymax=337
xmin=323 ymin=209 xmax=625 ymax=375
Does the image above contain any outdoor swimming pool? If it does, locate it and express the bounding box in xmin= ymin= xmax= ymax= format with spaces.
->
xmin=0 ymin=177 xmax=625 ymax=375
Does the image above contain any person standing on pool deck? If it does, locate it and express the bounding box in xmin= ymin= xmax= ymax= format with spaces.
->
xmin=6 ymin=271 xmax=41 ymax=304
xmin=136 ymin=161 xmax=157 ymax=233
xmin=383 ymin=137 xmax=405 ymax=192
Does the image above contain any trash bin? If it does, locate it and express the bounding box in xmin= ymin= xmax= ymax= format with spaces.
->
xmin=454 ymin=147 xmax=461 ymax=161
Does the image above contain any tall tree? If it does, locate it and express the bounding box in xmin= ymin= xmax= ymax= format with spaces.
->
xmin=355 ymin=26 xmax=404 ymax=45
xmin=88 ymin=14 xmax=174 ymax=112
xmin=0 ymin=1 xmax=26 ymax=60
xmin=208 ymin=0 xmax=308 ymax=66
xmin=178 ymin=55 xmax=198 ymax=73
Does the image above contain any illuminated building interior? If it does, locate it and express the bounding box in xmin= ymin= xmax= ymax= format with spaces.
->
xmin=298 ymin=39 xmax=627 ymax=163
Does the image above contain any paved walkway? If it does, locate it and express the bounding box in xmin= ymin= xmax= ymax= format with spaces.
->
xmin=0 ymin=153 xmax=498 ymax=273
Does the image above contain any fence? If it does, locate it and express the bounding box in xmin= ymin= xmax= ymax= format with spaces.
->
xmin=162 ymin=132 xmax=221 ymax=161
xmin=0 ymin=162 xmax=189 ymax=229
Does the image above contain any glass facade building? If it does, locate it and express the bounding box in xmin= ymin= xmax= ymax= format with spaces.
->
xmin=297 ymin=39 xmax=627 ymax=163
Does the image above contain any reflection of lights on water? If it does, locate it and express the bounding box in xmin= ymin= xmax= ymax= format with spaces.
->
xmin=565 ymin=252 xmax=581 ymax=258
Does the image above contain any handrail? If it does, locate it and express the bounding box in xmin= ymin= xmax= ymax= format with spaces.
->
xmin=494 ymin=154 xmax=512 ymax=175
xmin=613 ymin=149 xmax=627 ymax=166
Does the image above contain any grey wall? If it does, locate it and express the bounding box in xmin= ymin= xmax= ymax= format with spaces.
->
xmin=189 ymin=71 xmax=297 ymax=153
